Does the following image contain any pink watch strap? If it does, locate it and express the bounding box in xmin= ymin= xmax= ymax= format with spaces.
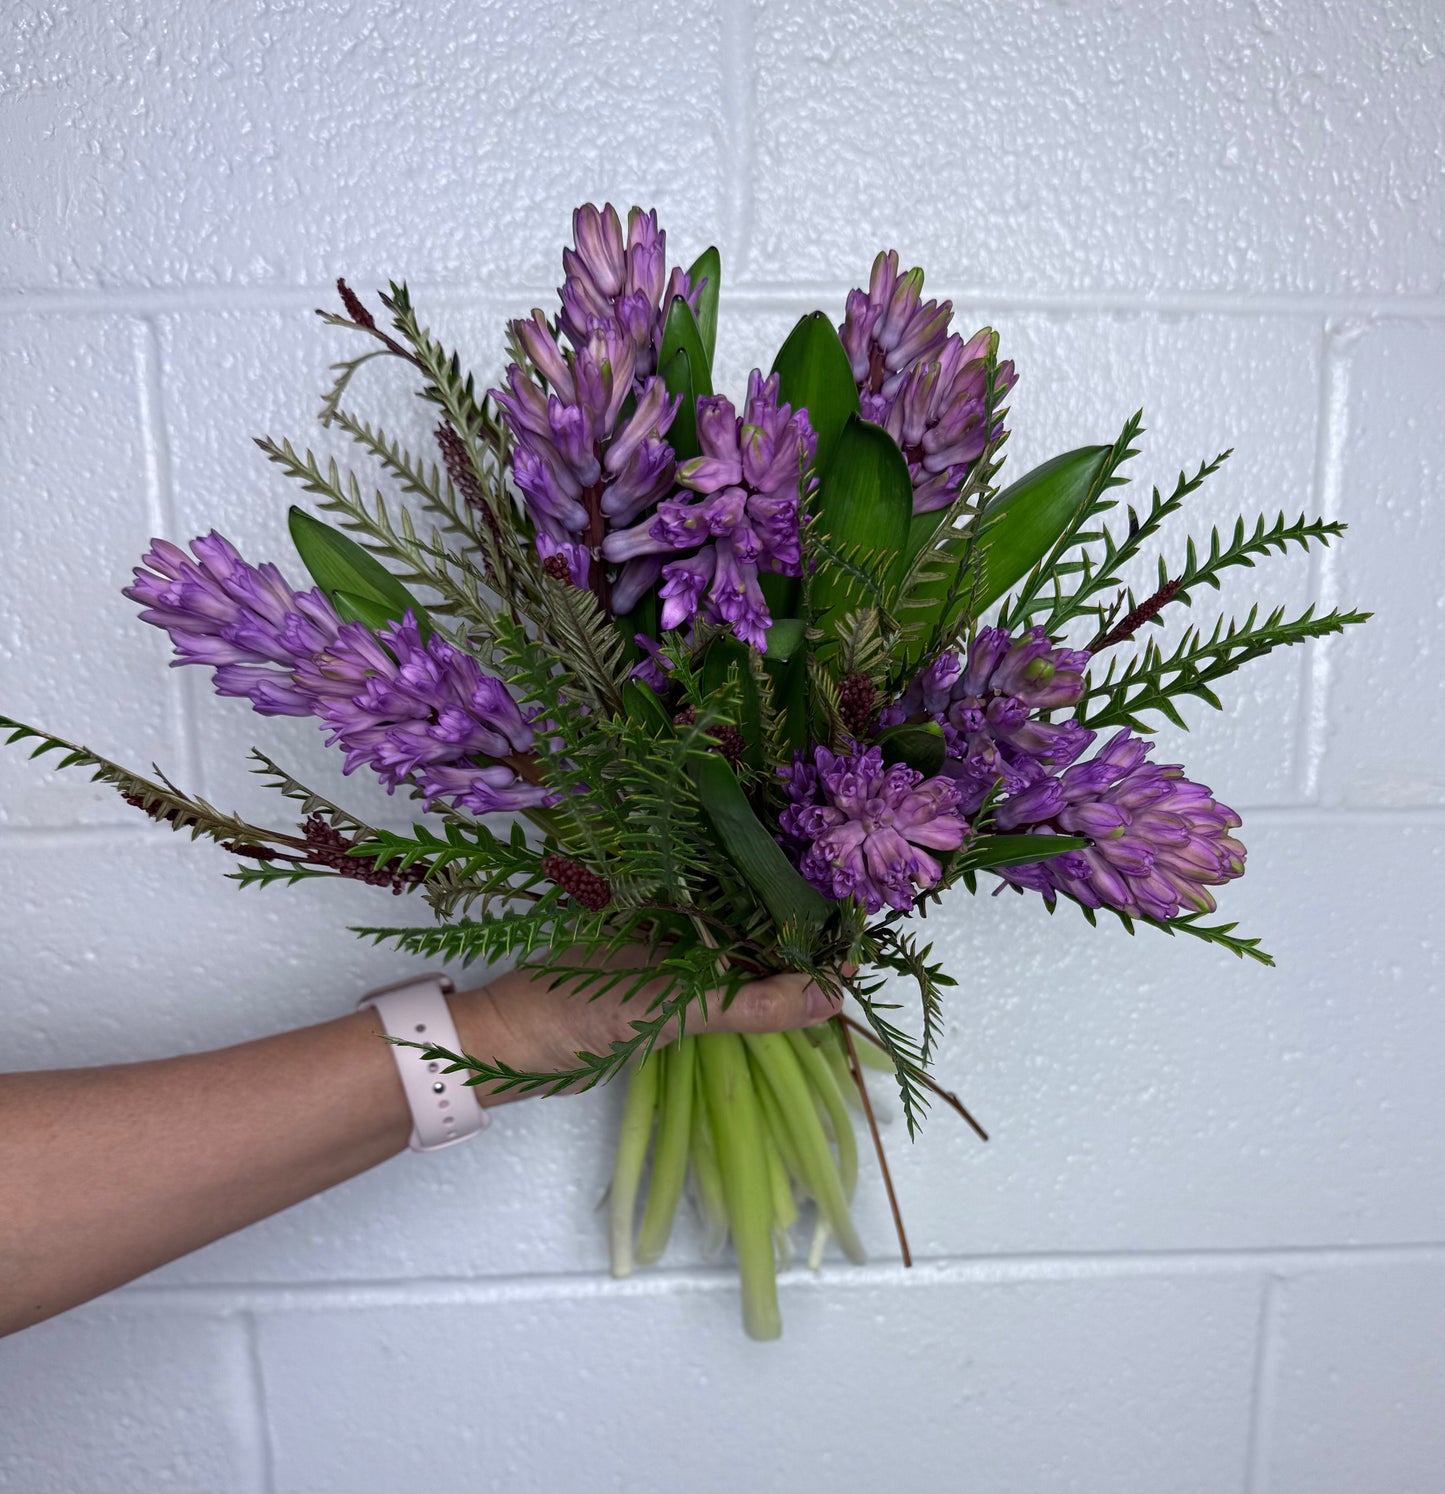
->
xmin=358 ymin=975 xmax=489 ymax=1152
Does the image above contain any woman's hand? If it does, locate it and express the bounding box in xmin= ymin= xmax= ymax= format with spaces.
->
xmin=451 ymin=959 xmax=840 ymax=1102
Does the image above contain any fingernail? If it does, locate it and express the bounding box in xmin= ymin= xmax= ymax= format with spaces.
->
xmin=804 ymin=983 xmax=835 ymax=1023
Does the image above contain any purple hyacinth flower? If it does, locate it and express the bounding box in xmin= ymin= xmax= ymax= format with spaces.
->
xmin=557 ymin=204 xmax=694 ymax=379
xmin=997 ymin=729 xmax=1247 ymax=921
xmin=840 ymin=252 xmax=1016 ymax=514
xmin=125 ymin=532 xmax=340 ymax=716
xmin=778 ymin=743 xmax=969 ymax=914
xmin=602 ymin=369 xmax=813 ymax=651
xmin=630 ymin=633 xmax=676 ymax=693
xmin=129 ymin=535 xmax=547 ymax=815
xmin=492 ymin=207 xmax=700 ymax=609
xmin=296 ymin=614 xmax=550 ymax=815
xmin=885 ymin=628 xmax=1094 ymax=814
xmin=840 ymin=251 xmax=953 ymax=401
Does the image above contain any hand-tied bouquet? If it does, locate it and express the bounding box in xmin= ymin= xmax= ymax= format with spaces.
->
xmin=4 ymin=205 xmax=1368 ymax=1338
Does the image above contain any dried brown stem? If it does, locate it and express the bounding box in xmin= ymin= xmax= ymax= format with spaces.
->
xmin=841 ymin=1019 xmax=911 ymax=1268
xmin=839 ymin=1013 xmax=989 ymax=1143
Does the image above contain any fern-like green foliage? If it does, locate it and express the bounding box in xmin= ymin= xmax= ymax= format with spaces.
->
xmin=0 ymin=716 xmax=301 ymax=852
xmin=1079 ymin=603 xmax=1370 ymax=732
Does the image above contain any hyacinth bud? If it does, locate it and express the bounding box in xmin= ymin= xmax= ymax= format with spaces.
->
xmin=840 ymin=252 xmax=1015 ymax=514
xmin=125 ymin=532 xmax=340 ymax=717
xmin=998 ymin=729 xmax=1247 ymax=922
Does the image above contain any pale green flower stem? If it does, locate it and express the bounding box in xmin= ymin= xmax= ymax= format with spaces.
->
xmin=610 ymin=1022 xmax=871 ymax=1339
xmin=607 ymin=1048 xmax=659 ymax=1280
xmin=634 ymin=1038 xmax=696 ymax=1265
xmin=697 ymin=1031 xmax=781 ymax=1341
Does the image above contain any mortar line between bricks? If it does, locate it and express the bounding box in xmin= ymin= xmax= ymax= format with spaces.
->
xmin=718 ymin=0 xmax=756 ymax=278
xmin=134 ymin=315 xmax=205 ymax=795
xmin=240 ymin=1311 xmax=278 ymax=1494
xmin=112 ymin=1241 xmax=1445 ymax=1315
xmin=1244 ymin=1275 xmax=1282 ymax=1494
xmin=4 ymin=283 xmax=1445 ymax=321
xmin=5 ymin=800 xmax=1443 ymax=848
xmin=1293 ymin=320 xmax=1353 ymax=803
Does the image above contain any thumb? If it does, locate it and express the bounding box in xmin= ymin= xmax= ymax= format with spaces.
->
xmin=702 ymin=972 xmax=839 ymax=1036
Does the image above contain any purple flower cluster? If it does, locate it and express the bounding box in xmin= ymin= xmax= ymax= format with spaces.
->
xmin=127 ymin=533 xmax=546 ymax=815
xmin=995 ymin=730 xmax=1246 ymax=922
xmin=877 ymin=625 xmax=1247 ymax=922
xmin=840 ymin=251 xmax=1015 ymax=513
xmin=883 ymin=627 xmax=1094 ymax=814
xmin=603 ymin=371 xmax=814 ymax=651
xmin=558 ymin=203 xmax=693 ymax=380
xmin=125 ymin=533 xmax=340 ymax=716
xmin=779 ymin=744 xmax=969 ymax=913
xmin=296 ymin=615 xmax=548 ymax=814
xmin=492 ymin=205 xmax=695 ymax=614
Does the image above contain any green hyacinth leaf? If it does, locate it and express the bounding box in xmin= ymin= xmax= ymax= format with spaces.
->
xmin=965 ymin=833 xmax=1090 ymax=869
xmin=332 ymin=590 xmax=400 ymax=633
xmin=288 ymin=507 xmax=432 ymax=640
xmin=762 ymin=618 xmax=806 ymax=662
xmin=875 ymin=721 xmax=947 ymax=777
xmin=686 ymin=246 xmax=722 ymax=368
xmin=769 ymin=312 xmax=860 ymax=476
xmin=693 ymin=754 xmax=830 ymax=939
xmin=659 ymin=346 xmax=700 ymax=463
xmin=701 ymin=635 xmax=764 ymax=769
xmin=809 ymin=414 xmax=913 ymax=624
xmin=973 ymin=444 xmax=1113 ymax=613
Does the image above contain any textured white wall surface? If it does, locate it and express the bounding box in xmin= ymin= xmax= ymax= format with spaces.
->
xmin=2 ymin=2 xmax=1443 ymax=1491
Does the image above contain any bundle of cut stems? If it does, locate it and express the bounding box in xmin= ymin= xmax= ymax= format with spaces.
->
xmin=609 ymin=1018 xmax=890 ymax=1339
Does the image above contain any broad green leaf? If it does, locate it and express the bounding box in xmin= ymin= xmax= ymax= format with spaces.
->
xmin=334 ymin=590 xmax=400 ymax=633
xmin=693 ymin=755 xmax=830 ymax=938
xmin=621 ymin=682 xmax=670 ymax=733
xmin=769 ymin=313 xmax=860 ymax=475
xmin=809 ymin=415 xmax=913 ymax=623
xmin=765 ymin=651 xmax=810 ymax=754
xmin=658 ymin=297 xmax=712 ymax=398
xmin=966 ymin=833 xmax=1089 ymax=869
xmin=759 ymin=571 xmax=800 ymax=621
xmin=974 ymin=445 xmax=1112 ymax=614
xmin=659 ymin=347 xmax=700 ymax=463
xmin=685 ymin=246 xmax=721 ymax=368
xmin=876 ymin=721 xmax=946 ymax=777
xmin=288 ymin=507 xmax=432 ymax=639
xmin=762 ymin=617 xmax=806 ymax=661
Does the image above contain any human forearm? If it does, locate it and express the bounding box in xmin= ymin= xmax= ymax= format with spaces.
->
xmin=0 ymin=964 xmax=832 ymax=1336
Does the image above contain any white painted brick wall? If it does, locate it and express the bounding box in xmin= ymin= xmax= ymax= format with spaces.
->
xmin=1 ymin=3 xmax=1442 ymax=1490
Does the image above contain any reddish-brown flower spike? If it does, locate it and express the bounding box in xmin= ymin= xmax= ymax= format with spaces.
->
xmin=121 ymin=790 xmax=181 ymax=825
xmin=710 ymin=724 xmax=746 ymax=766
xmin=1096 ymin=578 xmax=1182 ymax=651
xmin=336 ymin=278 xmax=376 ymax=330
xmin=435 ymin=421 xmax=485 ymax=510
xmin=303 ymin=813 xmax=422 ymax=896
xmin=542 ymin=551 xmax=573 ymax=582
xmin=543 ymin=853 xmax=612 ymax=911
xmin=837 ymin=672 xmax=877 ymax=737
